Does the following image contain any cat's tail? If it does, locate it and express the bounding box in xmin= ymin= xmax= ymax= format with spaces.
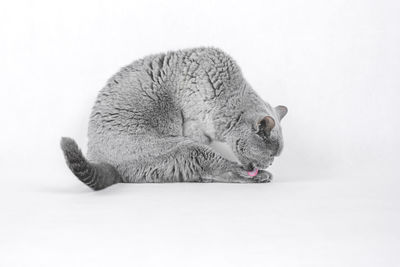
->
xmin=60 ymin=137 xmax=122 ymax=190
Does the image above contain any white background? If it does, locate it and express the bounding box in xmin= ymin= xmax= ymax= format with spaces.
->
xmin=1 ymin=0 xmax=399 ymax=266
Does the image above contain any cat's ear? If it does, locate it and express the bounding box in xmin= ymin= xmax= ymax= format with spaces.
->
xmin=275 ymin=105 xmax=288 ymax=121
xmin=258 ymin=116 xmax=275 ymax=135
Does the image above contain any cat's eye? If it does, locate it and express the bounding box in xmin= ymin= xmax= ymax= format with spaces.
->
xmin=252 ymin=122 xmax=260 ymax=132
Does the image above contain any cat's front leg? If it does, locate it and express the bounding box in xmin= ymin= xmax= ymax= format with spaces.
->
xmin=114 ymin=136 xmax=271 ymax=184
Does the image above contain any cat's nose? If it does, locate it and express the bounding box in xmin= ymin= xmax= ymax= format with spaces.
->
xmin=271 ymin=149 xmax=279 ymax=157
xmin=243 ymin=163 xmax=256 ymax=171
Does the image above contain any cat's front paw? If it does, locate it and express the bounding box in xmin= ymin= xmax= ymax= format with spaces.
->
xmin=229 ymin=166 xmax=273 ymax=183
xmin=252 ymin=170 xmax=273 ymax=183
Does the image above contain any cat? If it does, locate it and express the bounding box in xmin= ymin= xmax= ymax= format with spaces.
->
xmin=61 ymin=47 xmax=288 ymax=190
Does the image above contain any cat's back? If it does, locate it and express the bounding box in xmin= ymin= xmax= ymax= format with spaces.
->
xmin=88 ymin=47 xmax=242 ymax=136
xmin=88 ymin=49 xmax=187 ymax=138
xmin=93 ymin=46 xmax=239 ymax=103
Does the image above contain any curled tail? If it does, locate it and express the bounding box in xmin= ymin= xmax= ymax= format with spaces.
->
xmin=60 ymin=137 xmax=121 ymax=190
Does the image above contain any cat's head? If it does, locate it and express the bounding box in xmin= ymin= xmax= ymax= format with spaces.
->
xmin=228 ymin=104 xmax=288 ymax=171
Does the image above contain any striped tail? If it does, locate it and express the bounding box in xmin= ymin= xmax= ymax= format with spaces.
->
xmin=60 ymin=137 xmax=121 ymax=190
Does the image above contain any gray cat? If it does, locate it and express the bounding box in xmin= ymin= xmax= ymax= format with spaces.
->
xmin=61 ymin=47 xmax=288 ymax=190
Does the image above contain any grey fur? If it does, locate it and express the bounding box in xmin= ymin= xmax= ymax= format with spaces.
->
xmin=60 ymin=137 xmax=122 ymax=190
xmin=60 ymin=47 xmax=287 ymax=190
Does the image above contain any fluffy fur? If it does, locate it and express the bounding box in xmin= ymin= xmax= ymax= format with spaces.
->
xmin=61 ymin=47 xmax=288 ymax=190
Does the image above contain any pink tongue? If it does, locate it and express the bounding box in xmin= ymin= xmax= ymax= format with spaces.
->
xmin=247 ymin=168 xmax=259 ymax=177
